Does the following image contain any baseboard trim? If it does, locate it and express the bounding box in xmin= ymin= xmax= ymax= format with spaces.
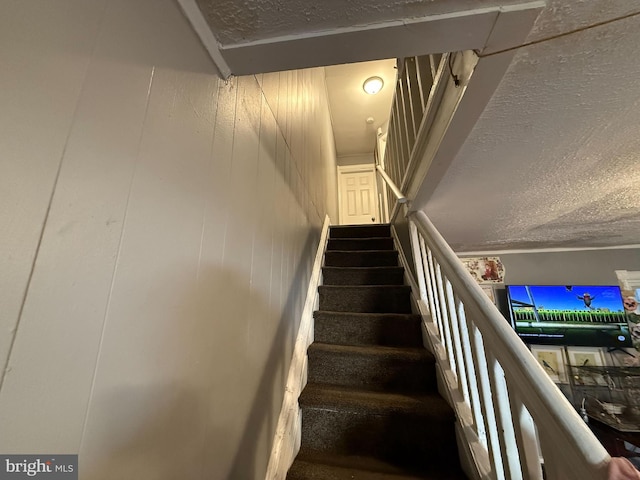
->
xmin=265 ymin=215 xmax=331 ymax=480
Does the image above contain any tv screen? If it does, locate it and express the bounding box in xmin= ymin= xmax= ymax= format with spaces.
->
xmin=505 ymin=285 xmax=632 ymax=347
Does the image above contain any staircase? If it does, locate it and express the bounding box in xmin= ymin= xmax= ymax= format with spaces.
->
xmin=287 ymin=224 xmax=466 ymax=479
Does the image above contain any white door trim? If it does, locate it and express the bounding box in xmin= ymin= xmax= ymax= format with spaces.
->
xmin=337 ymin=164 xmax=380 ymax=225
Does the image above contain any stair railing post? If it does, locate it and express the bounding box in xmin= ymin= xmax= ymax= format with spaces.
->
xmin=424 ymin=243 xmax=445 ymax=338
xmin=456 ymin=301 xmax=486 ymax=447
xmin=508 ymin=387 xmax=544 ymax=480
xmin=409 ymin=220 xmax=428 ymax=303
xmin=444 ymin=281 xmax=469 ymax=403
xmin=433 ymin=261 xmax=457 ymax=374
xmin=486 ymin=351 xmax=523 ymax=480
xmin=420 ymin=237 xmax=441 ymax=336
xmin=469 ymin=318 xmax=504 ymax=480
xmin=447 ymin=296 xmax=470 ymax=404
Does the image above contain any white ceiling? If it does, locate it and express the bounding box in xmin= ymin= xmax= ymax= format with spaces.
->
xmin=324 ymin=60 xmax=396 ymax=157
xmin=424 ymin=3 xmax=640 ymax=251
xmin=180 ymin=0 xmax=640 ymax=251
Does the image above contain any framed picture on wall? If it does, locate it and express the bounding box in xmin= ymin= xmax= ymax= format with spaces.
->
xmin=460 ymin=257 xmax=505 ymax=285
xmin=567 ymin=347 xmax=606 ymax=386
xmin=566 ymin=347 xmax=605 ymax=368
xmin=530 ymin=345 xmax=568 ymax=384
xmin=481 ymin=285 xmax=496 ymax=305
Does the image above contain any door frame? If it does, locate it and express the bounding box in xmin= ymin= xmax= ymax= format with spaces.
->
xmin=337 ymin=164 xmax=380 ymax=225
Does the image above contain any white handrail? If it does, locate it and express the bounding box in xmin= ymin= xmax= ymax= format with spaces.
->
xmin=376 ymin=165 xmax=407 ymax=204
xmin=408 ymin=210 xmax=611 ymax=480
xmin=378 ymin=50 xmax=612 ymax=480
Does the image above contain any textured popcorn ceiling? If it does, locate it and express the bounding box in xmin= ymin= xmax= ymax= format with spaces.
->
xmin=194 ymin=0 xmax=523 ymax=45
xmin=425 ymin=4 xmax=640 ymax=251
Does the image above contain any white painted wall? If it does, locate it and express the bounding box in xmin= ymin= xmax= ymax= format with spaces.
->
xmin=0 ymin=1 xmax=337 ymax=479
xmin=464 ymin=248 xmax=640 ymax=286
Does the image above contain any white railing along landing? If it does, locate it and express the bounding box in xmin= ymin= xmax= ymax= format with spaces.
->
xmin=379 ymin=53 xmax=450 ymax=218
xmin=407 ymin=210 xmax=611 ymax=480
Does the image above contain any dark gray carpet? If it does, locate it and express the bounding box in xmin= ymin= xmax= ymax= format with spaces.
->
xmin=287 ymin=224 xmax=466 ymax=479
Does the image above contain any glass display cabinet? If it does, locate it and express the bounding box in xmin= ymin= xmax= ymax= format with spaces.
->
xmin=568 ymin=365 xmax=640 ymax=432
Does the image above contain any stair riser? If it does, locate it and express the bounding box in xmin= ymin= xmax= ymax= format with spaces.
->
xmin=308 ymin=350 xmax=437 ymax=393
xmin=314 ymin=314 xmax=423 ymax=348
xmin=319 ymin=287 xmax=412 ymax=314
xmin=327 ymin=238 xmax=394 ymax=251
xmin=324 ymin=251 xmax=398 ymax=267
xmin=330 ymin=225 xmax=391 ymax=238
xmin=300 ymin=407 xmax=458 ymax=467
xmin=322 ymin=267 xmax=404 ymax=286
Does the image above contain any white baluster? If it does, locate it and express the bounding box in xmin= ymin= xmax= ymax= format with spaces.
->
xmin=456 ymin=299 xmax=485 ymax=445
xmin=486 ymin=351 xmax=522 ymax=480
xmin=408 ymin=221 xmax=427 ymax=302
xmin=508 ymin=387 xmax=543 ymax=480
xmin=434 ymin=261 xmax=457 ymax=373
xmin=419 ymin=236 xmax=438 ymax=335
xmin=469 ymin=320 xmax=504 ymax=480
xmin=445 ymin=284 xmax=468 ymax=402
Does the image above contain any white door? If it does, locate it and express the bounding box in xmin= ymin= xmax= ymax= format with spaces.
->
xmin=338 ymin=166 xmax=380 ymax=225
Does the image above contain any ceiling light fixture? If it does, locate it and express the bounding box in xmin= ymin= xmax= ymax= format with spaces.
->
xmin=363 ymin=76 xmax=384 ymax=95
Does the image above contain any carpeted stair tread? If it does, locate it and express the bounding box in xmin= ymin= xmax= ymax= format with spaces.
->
xmin=322 ymin=266 xmax=405 ymax=285
xmin=299 ymin=385 xmax=459 ymax=469
xmin=325 ymin=250 xmax=398 ymax=267
xmin=313 ymin=311 xmax=423 ymax=347
xmin=288 ymin=223 xmax=464 ymax=479
xmin=288 ymin=453 xmax=466 ymax=479
xmin=300 ymin=383 xmax=454 ymax=419
xmin=307 ymin=342 xmax=436 ymax=393
xmin=319 ymin=285 xmax=412 ymax=313
xmin=330 ymin=225 xmax=391 ymax=238
xmin=328 ymin=237 xmax=395 ymax=251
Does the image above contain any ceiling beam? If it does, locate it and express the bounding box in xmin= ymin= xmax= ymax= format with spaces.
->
xmin=219 ymin=8 xmax=499 ymax=75
xmin=176 ymin=0 xmax=232 ymax=78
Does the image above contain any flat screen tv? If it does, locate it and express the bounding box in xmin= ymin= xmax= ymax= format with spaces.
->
xmin=505 ymin=285 xmax=632 ymax=347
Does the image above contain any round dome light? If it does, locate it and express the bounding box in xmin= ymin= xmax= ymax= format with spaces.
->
xmin=363 ymin=76 xmax=384 ymax=95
